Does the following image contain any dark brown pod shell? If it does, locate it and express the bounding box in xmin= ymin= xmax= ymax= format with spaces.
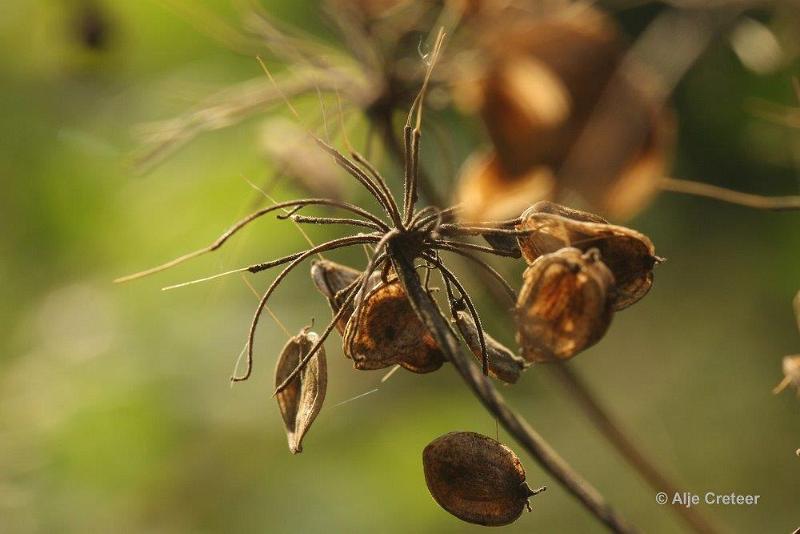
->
xmin=274 ymin=328 xmax=327 ymax=454
xmin=343 ymin=278 xmax=445 ymax=373
xmin=423 ymin=431 xmax=543 ymax=526
xmin=453 ymin=310 xmax=527 ymax=384
xmin=516 ymin=247 xmax=614 ymax=363
xmin=516 ymin=202 xmax=659 ymax=310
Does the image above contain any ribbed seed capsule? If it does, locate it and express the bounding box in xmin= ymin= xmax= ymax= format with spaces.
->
xmin=516 ymin=247 xmax=614 ymax=363
xmin=453 ymin=310 xmax=527 ymax=384
xmin=423 ymin=431 xmax=545 ymax=526
xmin=516 ymin=201 xmax=659 ymax=310
xmin=343 ymin=278 xmax=445 ymax=373
xmin=274 ymin=328 xmax=327 ymax=454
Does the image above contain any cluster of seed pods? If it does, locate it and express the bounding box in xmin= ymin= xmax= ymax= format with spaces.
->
xmin=273 ymin=200 xmax=660 ymax=525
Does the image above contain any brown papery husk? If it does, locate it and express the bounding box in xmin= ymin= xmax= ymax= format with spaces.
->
xmin=453 ymin=310 xmax=527 ymax=384
xmin=310 ymin=259 xmax=361 ymax=334
xmin=515 ymin=247 xmax=614 ymax=363
xmin=274 ymin=329 xmax=327 ymax=454
xmin=423 ymin=431 xmax=541 ymax=526
xmin=343 ymin=278 xmax=445 ymax=373
xmin=516 ymin=202 xmax=658 ymax=310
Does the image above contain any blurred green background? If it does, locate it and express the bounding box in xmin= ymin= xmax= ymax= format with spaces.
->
xmin=1 ymin=1 xmax=798 ymax=533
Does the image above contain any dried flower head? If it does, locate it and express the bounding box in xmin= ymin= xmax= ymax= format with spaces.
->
xmin=423 ymin=431 xmax=545 ymax=526
xmin=516 ymin=201 xmax=660 ymax=310
xmin=453 ymin=309 xmax=527 ymax=384
xmin=516 ymin=247 xmax=614 ymax=363
xmin=344 ymin=277 xmax=446 ymax=373
xmin=274 ymin=328 xmax=327 ymax=453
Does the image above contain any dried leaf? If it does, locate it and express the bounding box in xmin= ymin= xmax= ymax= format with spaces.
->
xmin=423 ymin=431 xmax=545 ymax=526
xmin=516 ymin=201 xmax=659 ymax=310
xmin=343 ymin=278 xmax=445 ymax=373
xmin=274 ymin=328 xmax=327 ymax=454
xmin=453 ymin=310 xmax=527 ymax=384
xmin=515 ymin=247 xmax=614 ymax=363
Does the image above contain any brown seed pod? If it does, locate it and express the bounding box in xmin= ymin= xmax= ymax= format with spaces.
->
xmin=423 ymin=431 xmax=545 ymax=526
xmin=343 ymin=278 xmax=445 ymax=373
xmin=453 ymin=310 xmax=527 ymax=384
xmin=515 ymin=247 xmax=614 ymax=363
xmin=274 ymin=328 xmax=327 ymax=454
xmin=516 ymin=201 xmax=659 ymax=310
xmin=310 ymin=259 xmax=361 ymax=334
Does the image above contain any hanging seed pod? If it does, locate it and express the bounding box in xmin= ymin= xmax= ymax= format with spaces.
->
xmin=516 ymin=247 xmax=614 ymax=363
xmin=423 ymin=431 xmax=546 ymax=526
xmin=343 ymin=278 xmax=445 ymax=373
xmin=516 ymin=201 xmax=659 ymax=310
xmin=274 ymin=328 xmax=327 ymax=454
xmin=453 ymin=310 xmax=527 ymax=384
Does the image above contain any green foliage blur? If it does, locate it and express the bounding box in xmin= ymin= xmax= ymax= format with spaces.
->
xmin=1 ymin=1 xmax=798 ymax=533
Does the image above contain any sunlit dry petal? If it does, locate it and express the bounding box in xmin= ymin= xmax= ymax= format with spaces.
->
xmin=453 ymin=310 xmax=527 ymax=384
xmin=516 ymin=201 xmax=659 ymax=310
xmin=515 ymin=247 xmax=614 ymax=363
xmin=343 ymin=278 xmax=445 ymax=373
xmin=274 ymin=328 xmax=327 ymax=454
xmin=423 ymin=431 xmax=545 ymax=526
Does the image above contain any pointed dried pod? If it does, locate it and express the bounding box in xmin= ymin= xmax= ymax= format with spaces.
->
xmin=423 ymin=431 xmax=545 ymax=526
xmin=274 ymin=328 xmax=327 ymax=454
xmin=453 ymin=310 xmax=527 ymax=384
xmin=516 ymin=247 xmax=614 ymax=363
xmin=516 ymin=201 xmax=659 ymax=310
xmin=343 ymin=278 xmax=445 ymax=373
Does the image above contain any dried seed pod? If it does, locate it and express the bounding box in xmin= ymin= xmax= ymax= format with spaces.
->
xmin=343 ymin=278 xmax=445 ymax=373
xmin=310 ymin=259 xmax=361 ymax=334
xmin=516 ymin=247 xmax=614 ymax=363
xmin=516 ymin=201 xmax=659 ymax=310
xmin=453 ymin=310 xmax=527 ymax=384
xmin=774 ymin=355 xmax=800 ymax=395
xmin=274 ymin=328 xmax=327 ymax=454
xmin=423 ymin=431 xmax=545 ymax=526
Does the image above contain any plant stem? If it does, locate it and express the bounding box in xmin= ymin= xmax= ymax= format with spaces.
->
xmin=659 ymin=177 xmax=800 ymax=211
xmin=390 ymin=243 xmax=637 ymax=534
